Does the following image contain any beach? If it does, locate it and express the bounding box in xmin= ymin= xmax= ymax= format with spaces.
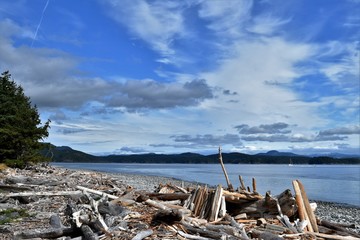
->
xmin=0 ymin=165 xmax=359 ymax=239
xmin=105 ymin=171 xmax=360 ymax=233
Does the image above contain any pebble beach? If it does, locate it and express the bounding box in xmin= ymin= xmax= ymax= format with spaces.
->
xmin=72 ymin=167 xmax=360 ymax=234
xmin=110 ymin=171 xmax=360 ymax=233
xmin=0 ymin=165 xmax=359 ymax=239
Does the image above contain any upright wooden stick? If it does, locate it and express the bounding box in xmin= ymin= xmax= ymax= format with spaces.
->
xmin=209 ymin=184 xmax=223 ymax=222
xmin=218 ymin=146 xmax=234 ymax=191
xmin=297 ymin=180 xmax=318 ymax=232
xmin=252 ymin=177 xmax=257 ymax=193
xmin=238 ymin=175 xmax=246 ymax=191
xmin=292 ymin=181 xmax=305 ymax=221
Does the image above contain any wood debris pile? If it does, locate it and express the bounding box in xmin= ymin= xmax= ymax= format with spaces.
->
xmin=0 ymin=151 xmax=359 ymax=239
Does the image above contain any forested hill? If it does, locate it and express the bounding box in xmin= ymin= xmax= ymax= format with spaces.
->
xmin=47 ymin=146 xmax=360 ymax=164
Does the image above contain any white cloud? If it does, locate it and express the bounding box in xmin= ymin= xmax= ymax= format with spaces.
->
xmin=199 ymin=37 xmax=322 ymax=129
xmin=319 ymin=126 xmax=360 ymax=136
xmin=0 ymin=19 xmax=213 ymax=110
xmin=246 ymin=14 xmax=290 ymax=35
xmin=0 ymin=18 xmax=33 ymax=38
xmin=319 ymin=42 xmax=359 ymax=89
xmin=1 ymin=0 xmax=358 ymax=155
xmin=198 ymin=0 xmax=252 ymax=38
xmin=102 ymin=0 xmax=186 ymax=62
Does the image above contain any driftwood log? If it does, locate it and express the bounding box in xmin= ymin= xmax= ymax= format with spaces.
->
xmin=218 ymin=146 xmax=234 ymax=191
xmin=1 ymin=161 xmax=359 ymax=240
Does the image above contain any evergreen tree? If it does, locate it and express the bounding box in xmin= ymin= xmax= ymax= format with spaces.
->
xmin=0 ymin=71 xmax=50 ymax=168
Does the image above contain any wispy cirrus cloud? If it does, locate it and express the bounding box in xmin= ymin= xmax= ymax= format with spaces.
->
xmin=101 ymin=0 xmax=186 ymax=64
xmin=246 ymin=14 xmax=290 ymax=35
xmin=318 ymin=42 xmax=359 ymax=89
xmin=198 ymin=0 xmax=252 ymax=38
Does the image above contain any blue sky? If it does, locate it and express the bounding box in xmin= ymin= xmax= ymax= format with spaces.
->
xmin=0 ymin=0 xmax=359 ymax=155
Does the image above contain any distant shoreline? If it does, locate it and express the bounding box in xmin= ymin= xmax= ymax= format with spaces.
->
xmin=45 ymin=145 xmax=360 ymax=164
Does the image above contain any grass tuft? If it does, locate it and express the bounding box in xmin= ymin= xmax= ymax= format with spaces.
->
xmin=0 ymin=208 xmax=30 ymax=225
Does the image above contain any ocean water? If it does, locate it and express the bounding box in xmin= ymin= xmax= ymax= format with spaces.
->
xmin=52 ymin=163 xmax=360 ymax=207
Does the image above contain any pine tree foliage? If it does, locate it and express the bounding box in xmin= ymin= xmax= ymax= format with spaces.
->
xmin=0 ymin=71 xmax=50 ymax=168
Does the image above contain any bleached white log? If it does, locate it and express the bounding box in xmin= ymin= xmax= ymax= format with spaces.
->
xmin=5 ymin=190 xmax=82 ymax=198
xmin=90 ymin=198 xmax=109 ymax=231
xmin=76 ymin=185 xmax=118 ymax=200
xmin=145 ymin=199 xmax=169 ymax=210
xmin=219 ymin=195 xmax=226 ymax=218
xmin=132 ymin=229 xmax=153 ymax=240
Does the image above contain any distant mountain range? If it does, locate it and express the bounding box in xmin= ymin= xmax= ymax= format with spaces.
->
xmin=44 ymin=145 xmax=360 ymax=164
xmin=255 ymin=150 xmax=300 ymax=157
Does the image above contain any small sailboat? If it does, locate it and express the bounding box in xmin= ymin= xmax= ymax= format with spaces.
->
xmin=289 ymin=158 xmax=293 ymax=166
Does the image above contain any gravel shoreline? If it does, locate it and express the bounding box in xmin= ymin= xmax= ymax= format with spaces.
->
xmin=314 ymin=200 xmax=360 ymax=234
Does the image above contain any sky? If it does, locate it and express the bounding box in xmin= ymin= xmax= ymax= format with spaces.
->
xmin=0 ymin=0 xmax=359 ymax=156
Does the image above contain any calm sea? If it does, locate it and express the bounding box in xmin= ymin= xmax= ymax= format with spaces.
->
xmin=52 ymin=163 xmax=360 ymax=207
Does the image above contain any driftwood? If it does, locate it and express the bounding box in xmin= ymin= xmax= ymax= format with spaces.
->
xmin=252 ymin=177 xmax=257 ymax=193
xmin=209 ymin=184 xmax=223 ymax=221
xmin=224 ymin=214 xmax=249 ymax=239
xmin=223 ymin=189 xmax=263 ymax=203
xmin=0 ymin=184 xmax=32 ymax=191
xmin=144 ymin=192 xmax=190 ymax=201
xmin=177 ymin=230 xmax=210 ymax=240
xmin=181 ymin=220 xmax=226 ymax=239
xmin=251 ymin=229 xmax=283 ymax=240
xmin=238 ymin=175 xmax=247 ymax=191
xmin=218 ymin=146 xmax=234 ymax=191
xmin=292 ymin=180 xmax=319 ymax=232
xmin=132 ymin=229 xmax=153 ymax=240
xmin=76 ymin=185 xmax=119 ymax=200
xmin=309 ymin=232 xmax=360 ymax=240
xmin=227 ymin=190 xmax=295 ymax=219
xmin=297 ymin=180 xmax=318 ymax=232
xmin=292 ymin=180 xmax=307 ymax=223
xmin=14 ymin=228 xmax=65 ymax=239
xmin=1 ymin=160 xmax=358 ymax=240
xmin=14 ymin=214 xmax=75 ymax=239
xmin=152 ymin=209 xmax=184 ymax=224
xmin=4 ymin=190 xmax=82 ymax=198
xmin=5 ymin=176 xmax=61 ymax=186
xmin=318 ymin=219 xmax=360 ymax=238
